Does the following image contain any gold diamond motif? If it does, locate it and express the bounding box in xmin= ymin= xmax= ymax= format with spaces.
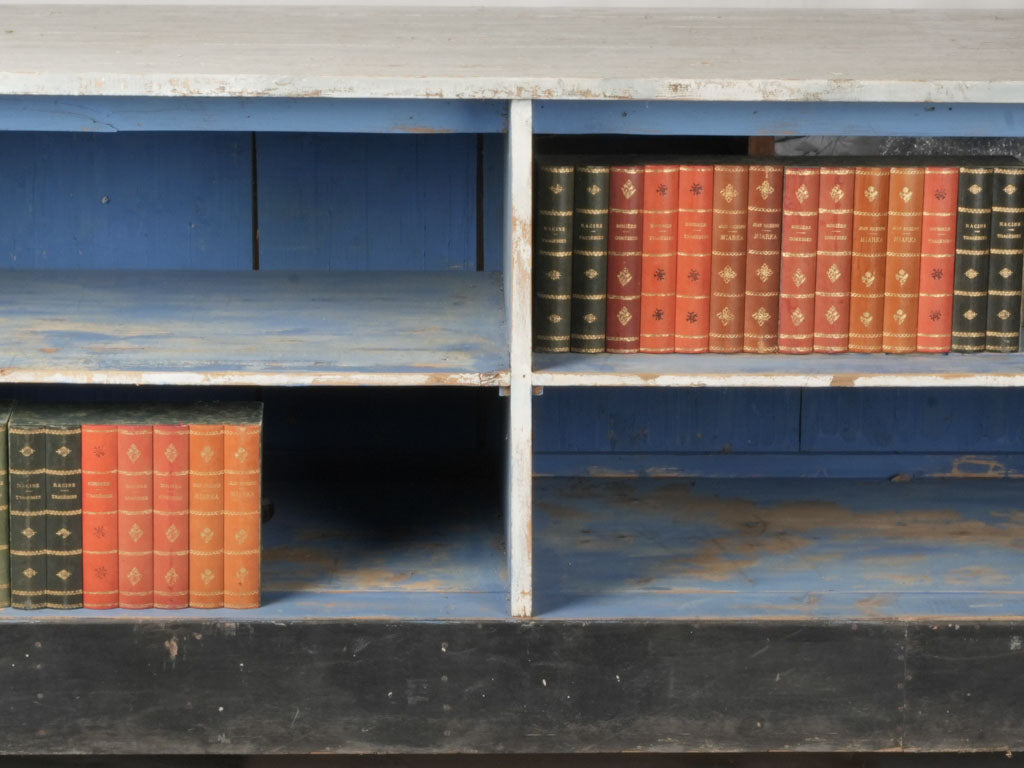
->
xmin=586 ymin=184 xmax=600 ymax=196
xmin=965 ymin=268 xmax=980 ymax=280
xmin=583 ymin=313 xmax=597 ymax=324
xmin=165 ymin=524 xmax=180 ymax=543
xmin=584 ymin=268 xmax=598 ymax=280
xmin=1005 ymin=184 xmax=1017 ymax=195
xmin=165 ymin=568 xmax=179 ymax=587
xmin=546 ymin=269 xmax=561 ymax=281
xmin=755 ymin=263 xmax=773 ymax=283
xmin=56 ymin=569 xmax=71 ymax=582
xmin=200 ymin=444 xmax=215 ymax=464
xmin=964 ymin=309 xmax=978 ymax=321
xmin=617 ymin=267 xmax=632 ymax=286
xmin=1000 ymin=267 xmax=1014 ymax=279
xmin=22 ymin=527 xmax=36 ymax=540
xmin=236 ymin=567 xmax=249 ymax=583
xmin=201 ymin=527 xmax=215 ymax=544
xmin=756 ymin=178 xmax=774 ymax=200
xmin=998 ymin=309 xmax=1012 ymax=320
xmin=827 ymin=264 xmax=841 ymax=283
xmin=56 ymin=527 xmax=71 ymax=540
xmin=129 ymin=523 xmax=144 ymax=543
xmin=829 ymin=184 xmax=845 ymax=203
xmin=717 ymin=307 xmax=735 ymax=327
xmin=19 ymin=445 xmax=34 ymax=457
xmin=22 ymin=567 xmax=37 ymax=579
xmin=861 ymin=271 xmax=876 ymax=288
xmin=720 ymin=183 xmax=738 ymax=203
xmin=893 ymin=308 xmax=908 ymax=326
xmin=718 ymin=265 xmax=737 ymax=284
xmin=894 ymin=269 xmax=910 ymax=287
xmin=201 ymin=568 xmax=216 ymax=586
xmin=235 ymin=529 xmax=248 ymax=545
xmin=751 ymin=307 xmax=771 ymax=327
xmin=127 ymin=567 xmax=142 ymax=586
xmin=865 ymin=186 xmax=879 ymax=202
xmin=899 ymin=186 xmax=913 ymax=203
xmin=127 ymin=443 xmax=142 ymax=463
xmin=968 ymin=184 xmax=982 ymax=195
xmin=792 ymin=268 xmax=807 ymax=288
xmin=617 ymin=306 xmax=632 ymax=326
xmin=860 ymin=312 xmax=873 ymax=328
xmin=790 ymin=308 xmax=805 ymax=326
xmin=795 ymin=184 xmax=809 ymax=204
xmin=164 ymin=443 xmax=179 ymax=463
xmin=547 ymin=313 xmax=562 ymax=324
xmin=621 ymin=179 xmax=637 ymax=199
xmin=549 ymin=183 xmax=564 ymax=195
xmin=56 ymin=445 xmax=71 ymax=458
xmin=826 ymin=306 xmax=840 ymax=325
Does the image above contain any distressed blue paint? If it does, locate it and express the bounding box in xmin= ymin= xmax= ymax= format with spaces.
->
xmin=0 ymin=96 xmax=509 ymax=134
xmin=256 ymin=134 xmax=478 ymax=271
xmin=533 ymin=101 xmax=1024 ymax=138
xmin=0 ymin=132 xmax=252 ymax=270
xmin=481 ymin=133 xmax=506 ymax=272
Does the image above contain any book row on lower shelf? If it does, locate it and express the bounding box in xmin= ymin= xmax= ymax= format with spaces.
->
xmin=534 ymin=158 xmax=1024 ymax=355
xmin=0 ymin=401 xmax=263 ymax=611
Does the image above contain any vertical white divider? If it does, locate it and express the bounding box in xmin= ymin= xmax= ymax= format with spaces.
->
xmin=505 ymin=99 xmax=533 ymax=618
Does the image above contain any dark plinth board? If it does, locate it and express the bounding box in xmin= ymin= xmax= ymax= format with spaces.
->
xmin=1 ymin=620 xmax=1023 ymax=754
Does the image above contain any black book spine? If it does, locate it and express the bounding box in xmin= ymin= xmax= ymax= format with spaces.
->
xmin=986 ymin=168 xmax=1024 ymax=352
xmin=570 ymin=165 xmax=610 ymax=353
xmin=9 ymin=426 xmax=46 ymax=609
xmin=533 ymin=164 xmax=574 ymax=353
xmin=45 ymin=426 xmax=83 ymax=609
xmin=0 ymin=417 xmax=8 ymax=608
xmin=951 ymin=167 xmax=993 ymax=352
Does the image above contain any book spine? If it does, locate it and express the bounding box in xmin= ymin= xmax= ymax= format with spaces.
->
xmin=916 ymin=167 xmax=960 ymax=352
xmin=881 ymin=168 xmax=926 ymax=353
xmin=708 ymin=164 xmax=749 ymax=353
xmin=848 ymin=167 xmax=891 ymax=352
xmin=742 ymin=164 xmax=784 ymax=353
xmin=224 ymin=424 xmax=262 ymax=609
xmin=533 ymin=164 xmax=574 ymax=353
xmin=570 ymin=165 xmax=609 ymax=353
xmin=986 ymin=168 xmax=1024 ymax=352
xmin=605 ymin=166 xmax=644 ymax=353
xmin=118 ymin=426 xmax=153 ymax=609
xmin=674 ymin=165 xmax=714 ymax=353
xmin=0 ymin=418 xmax=8 ymax=608
xmin=190 ymin=424 xmax=224 ymax=608
xmin=812 ymin=168 xmax=856 ymax=353
xmin=45 ymin=426 xmax=83 ymax=609
xmin=153 ymin=425 xmax=189 ymax=609
xmin=81 ymin=425 xmax=119 ymax=609
xmin=951 ymin=167 xmax=994 ymax=352
xmin=778 ymin=167 xmax=820 ymax=354
xmin=639 ymin=165 xmax=680 ymax=352
xmin=9 ymin=426 xmax=45 ymax=609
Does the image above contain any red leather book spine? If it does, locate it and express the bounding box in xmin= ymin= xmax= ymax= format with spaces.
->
xmin=882 ymin=168 xmax=926 ymax=353
xmin=639 ymin=165 xmax=679 ymax=353
xmin=118 ymin=425 xmax=153 ymax=609
xmin=224 ymin=424 xmax=262 ymax=609
xmin=778 ymin=167 xmax=820 ymax=354
xmin=190 ymin=424 xmax=224 ymax=608
xmin=812 ymin=168 xmax=856 ymax=353
xmin=848 ymin=167 xmax=891 ymax=352
xmin=742 ymin=164 xmax=783 ymax=353
xmin=605 ymin=165 xmax=643 ymax=353
xmin=708 ymin=164 xmax=749 ymax=353
xmin=81 ymin=425 xmax=118 ymax=609
xmin=153 ymin=425 xmax=189 ymax=609
xmin=674 ymin=165 xmax=714 ymax=352
xmin=916 ymin=167 xmax=960 ymax=352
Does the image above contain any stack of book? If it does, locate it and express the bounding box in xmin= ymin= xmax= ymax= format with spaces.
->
xmin=533 ymin=159 xmax=1024 ymax=354
xmin=0 ymin=401 xmax=263 ymax=610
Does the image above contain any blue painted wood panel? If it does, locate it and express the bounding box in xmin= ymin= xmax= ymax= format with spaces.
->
xmin=0 ymin=132 xmax=252 ymax=270
xmin=256 ymin=134 xmax=478 ymax=271
xmin=481 ymin=133 xmax=505 ymax=272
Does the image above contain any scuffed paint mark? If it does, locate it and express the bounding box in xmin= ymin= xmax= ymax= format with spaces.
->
xmin=164 ymin=636 xmax=179 ymax=663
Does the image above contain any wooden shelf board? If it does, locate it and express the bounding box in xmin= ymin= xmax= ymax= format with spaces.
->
xmin=0 ymin=479 xmax=509 ymax=622
xmin=0 ymin=7 xmax=1020 ymax=103
xmin=533 ymin=352 xmax=1024 ymax=388
xmin=534 ymin=476 xmax=1024 ymax=620
xmin=0 ymin=270 xmax=509 ymax=387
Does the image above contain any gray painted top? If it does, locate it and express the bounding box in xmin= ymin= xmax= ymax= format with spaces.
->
xmin=0 ymin=6 xmax=1021 ymax=102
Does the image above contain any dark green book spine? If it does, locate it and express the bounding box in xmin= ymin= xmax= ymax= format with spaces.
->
xmin=46 ymin=426 xmax=83 ymax=609
xmin=9 ymin=426 xmax=46 ymax=609
xmin=986 ymin=168 xmax=1024 ymax=352
xmin=533 ymin=164 xmax=574 ymax=353
xmin=570 ymin=165 xmax=610 ymax=353
xmin=0 ymin=417 xmax=8 ymax=607
xmin=951 ymin=167 xmax=993 ymax=352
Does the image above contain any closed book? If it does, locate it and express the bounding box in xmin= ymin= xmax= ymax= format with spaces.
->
xmin=916 ymin=167 xmax=960 ymax=352
xmin=639 ymin=165 xmax=680 ymax=352
xmin=533 ymin=163 xmax=574 ymax=353
xmin=848 ymin=167 xmax=891 ymax=352
xmin=778 ymin=167 xmax=820 ymax=354
xmin=153 ymin=424 xmax=189 ymax=609
xmin=0 ymin=403 xmax=11 ymax=608
xmin=985 ymin=168 xmax=1024 ymax=352
xmin=224 ymin=422 xmax=262 ymax=609
xmin=45 ymin=424 xmax=83 ymax=609
xmin=951 ymin=167 xmax=994 ymax=352
xmin=674 ymin=165 xmax=714 ymax=352
xmin=882 ymin=168 xmax=926 ymax=353
xmin=742 ymin=164 xmax=783 ymax=353
xmin=118 ymin=425 xmax=153 ymax=609
xmin=190 ymin=423 xmax=225 ymax=608
xmin=9 ymin=413 xmax=49 ymax=609
xmin=708 ymin=164 xmax=749 ymax=353
xmin=82 ymin=425 xmax=119 ymax=609
xmin=605 ymin=165 xmax=644 ymax=353
xmin=812 ymin=168 xmax=856 ymax=353
xmin=570 ymin=165 xmax=609 ymax=353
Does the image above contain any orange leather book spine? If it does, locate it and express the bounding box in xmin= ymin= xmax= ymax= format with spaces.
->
xmin=189 ymin=424 xmax=224 ymax=608
xmin=81 ymin=425 xmax=118 ymax=609
xmin=778 ymin=167 xmax=820 ymax=354
xmin=639 ymin=165 xmax=679 ymax=353
xmin=674 ymin=165 xmax=714 ymax=352
xmin=153 ymin=425 xmax=189 ymax=609
xmin=708 ymin=164 xmax=748 ymax=353
xmin=881 ymin=168 xmax=926 ymax=353
xmin=117 ymin=425 xmax=153 ymax=609
xmin=916 ymin=167 xmax=960 ymax=352
xmin=812 ymin=168 xmax=856 ymax=352
xmin=224 ymin=424 xmax=262 ymax=609
xmin=742 ymin=164 xmax=783 ymax=353
xmin=848 ymin=167 xmax=890 ymax=352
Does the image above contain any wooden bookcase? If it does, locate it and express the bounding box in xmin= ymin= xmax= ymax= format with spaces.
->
xmin=1 ymin=5 xmax=1023 ymax=755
